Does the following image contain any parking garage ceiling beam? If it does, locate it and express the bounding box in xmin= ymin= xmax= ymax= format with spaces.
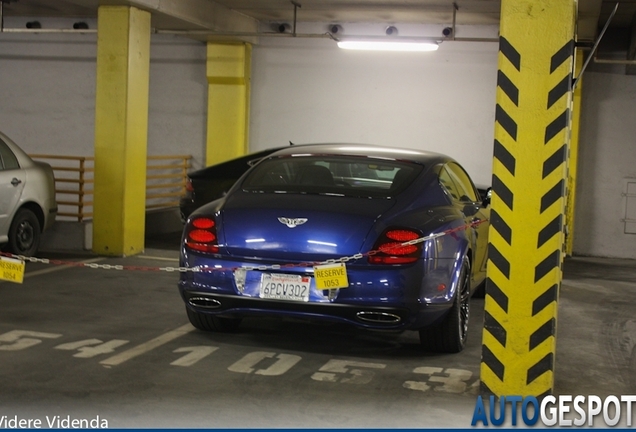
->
xmin=577 ymin=0 xmax=604 ymax=42
xmin=60 ymin=0 xmax=259 ymax=32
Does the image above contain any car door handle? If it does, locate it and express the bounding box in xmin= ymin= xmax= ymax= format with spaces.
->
xmin=11 ymin=178 xmax=22 ymax=187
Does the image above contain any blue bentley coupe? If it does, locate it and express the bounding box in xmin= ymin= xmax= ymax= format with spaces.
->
xmin=178 ymin=144 xmax=489 ymax=353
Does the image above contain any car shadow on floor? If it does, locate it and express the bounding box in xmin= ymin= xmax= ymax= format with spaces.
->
xmin=185 ymin=297 xmax=486 ymax=362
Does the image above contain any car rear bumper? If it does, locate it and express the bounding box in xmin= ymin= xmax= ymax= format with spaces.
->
xmin=45 ymin=206 xmax=58 ymax=231
xmin=178 ymin=252 xmax=459 ymax=331
xmin=181 ymin=289 xmax=450 ymax=330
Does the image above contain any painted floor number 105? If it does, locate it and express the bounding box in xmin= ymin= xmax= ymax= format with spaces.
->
xmin=0 ymin=329 xmax=478 ymax=395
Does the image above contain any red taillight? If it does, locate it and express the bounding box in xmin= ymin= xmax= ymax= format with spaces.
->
xmin=188 ymin=229 xmax=216 ymax=243
xmin=369 ymin=228 xmax=422 ymax=265
xmin=185 ymin=217 xmax=219 ymax=253
xmin=192 ymin=217 xmax=214 ymax=229
xmin=185 ymin=178 xmax=194 ymax=192
xmin=385 ymin=230 xmax=419 ymax=242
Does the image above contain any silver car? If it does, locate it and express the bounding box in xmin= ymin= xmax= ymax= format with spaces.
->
xmin=0 ymin=131 xmax=57 ymax=256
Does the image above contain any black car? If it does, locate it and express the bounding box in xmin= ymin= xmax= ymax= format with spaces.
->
xmin=180 ymin=147 xmax=284 ymax=221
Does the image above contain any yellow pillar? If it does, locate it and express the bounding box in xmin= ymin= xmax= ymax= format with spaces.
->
xmin=206 ymin=43 xmax=252 ymax=166
xmin=565 ymin=49 xmax=584 ymax=256
xmin=481 ymin=0 xmax=575 ymax=397
xmin=93 ymin=6 xmax=150 ymax=256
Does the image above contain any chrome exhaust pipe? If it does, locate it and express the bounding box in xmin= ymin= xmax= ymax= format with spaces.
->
xmin=188 ymin=297 xmax=222 ymax=309
xmin=356 ymin=311 xmax=401 ymax=324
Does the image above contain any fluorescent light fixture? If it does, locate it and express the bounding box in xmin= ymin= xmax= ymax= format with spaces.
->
xmin=337 ymin=40 xmax=439 ymax=52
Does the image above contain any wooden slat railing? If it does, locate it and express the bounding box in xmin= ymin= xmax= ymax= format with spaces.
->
xmin=29 ymin=155 xmax=94 ymax=222
xmin=146 ymin=155 xmax=192 ymax=210
xmin=30 ymin=154 xmax=192 ymax=222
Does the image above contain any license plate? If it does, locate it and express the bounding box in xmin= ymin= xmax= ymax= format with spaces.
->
xmin=260 ymin=273 xmax=311 ymax=302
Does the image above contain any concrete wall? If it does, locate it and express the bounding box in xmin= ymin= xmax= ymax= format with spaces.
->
xmin=574 ymin=72 xmax=636 ymax=259
xmin=0 ymin=17 xmax=207 ymax=169
xmin=1 ymin=20 xmax=497 ymax=185
xmin=250 ymin=24 xmax=499 ymax=187
xmin=1 ymin=18 xmax=634 ymax=258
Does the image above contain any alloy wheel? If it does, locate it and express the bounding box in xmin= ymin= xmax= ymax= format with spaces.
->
xmin=16 ymin=220 xmax=35 ymax=253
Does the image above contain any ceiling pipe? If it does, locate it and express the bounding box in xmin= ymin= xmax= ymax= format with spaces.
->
xmin=451 ymin=2 xmax=458 ymax=41
xmin=0 ymin=26 xmax=498 ymax=43
xmin=291 ymin=1 xmax=301 ymax=37
xmin=449 ymin=37 xmax=498 ymax=42
xmin=153 ymin=29 xmax=338 ymax=40
xmin=0 ymin=28 xmax=97 ymax=33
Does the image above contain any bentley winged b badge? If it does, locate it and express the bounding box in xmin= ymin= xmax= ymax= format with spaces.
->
xmin=278 ymin=217 xmax=308 ymax=228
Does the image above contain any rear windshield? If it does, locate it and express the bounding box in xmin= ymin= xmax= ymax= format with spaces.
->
xmin=241 ymin=155 xmax=423 ymax=198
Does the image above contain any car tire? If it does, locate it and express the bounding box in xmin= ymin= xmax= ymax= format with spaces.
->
xmin=7 ymin=208 xmax=41 ymax=257
xmin=420 ymin=256 xmax=471 ymax=353
xmin=186 ymin=306 xmax=242 ymax=332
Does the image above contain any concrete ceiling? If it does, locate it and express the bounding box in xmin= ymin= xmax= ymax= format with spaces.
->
xmin=1 ymin=0 xmax=634 ymax=44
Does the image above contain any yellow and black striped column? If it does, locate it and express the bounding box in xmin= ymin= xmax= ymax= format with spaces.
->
xmin=481 ymin=0 xmax=575 ymax=397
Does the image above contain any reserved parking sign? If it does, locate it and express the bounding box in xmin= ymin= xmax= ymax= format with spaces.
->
xmin=0 ymin=256 xmax=25 ymax=284
xmin=314 ymin=263 xmax=348 ymax=289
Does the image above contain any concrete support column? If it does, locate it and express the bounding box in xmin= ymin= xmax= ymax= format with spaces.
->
xmin=481 ymin=0 xmax=576 ymax=397
xmin=206 ymin=43 xmax=252 ymax=166
xmin=93 ymin=6 xmax=151 ymax=256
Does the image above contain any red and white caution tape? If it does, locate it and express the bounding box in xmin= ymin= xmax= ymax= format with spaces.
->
xmin=0 ymin=219 xmax=487 ymax=274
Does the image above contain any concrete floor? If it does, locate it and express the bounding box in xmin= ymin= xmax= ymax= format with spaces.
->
xmin=0 ymin=234 xmax=634 ymax=428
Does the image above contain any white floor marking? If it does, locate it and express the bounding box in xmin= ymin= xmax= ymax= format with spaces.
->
xmin=56 ymin=339 xmax=130 ymax=358
xmin=404 ymin=367 xmax=474 ymax=393
xmin=55 ymin=339 xmax=103 ymax=350
xmin=171 ymin=346 xmax=218 ymax=367
xmin=255 ymin=353 xmax=301 ymax=376
xmin=0 ymin=330 xmax=63 ymax=351
xmin=99 ymin=324 xmax=194 ymax=367
xmin=228 ymin=351 xmax=302 ymax=376
xmin=138 ymin=255 xmax=179 ymax=262
xmin=311 ymin=359 xmax=386 ymax=384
